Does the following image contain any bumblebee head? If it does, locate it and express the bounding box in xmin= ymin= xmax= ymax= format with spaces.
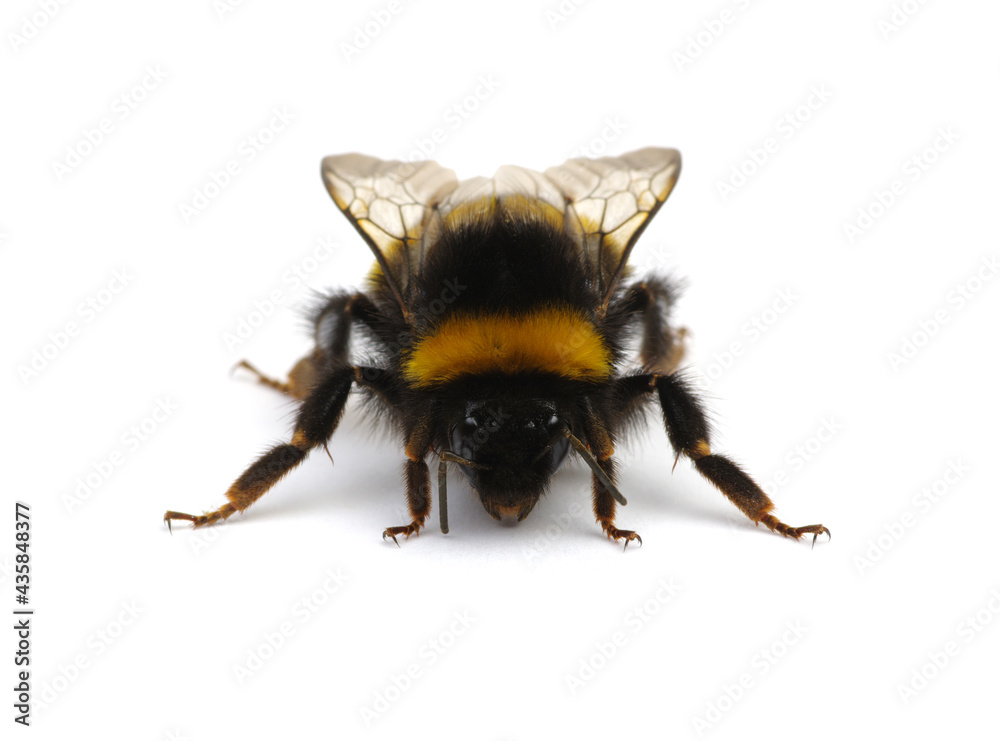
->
xmin=449 ymin=399 xmax=571 ymax=522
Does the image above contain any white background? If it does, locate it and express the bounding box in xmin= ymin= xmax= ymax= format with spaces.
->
xmin=3 ymin=1 xmax=999 ymax=738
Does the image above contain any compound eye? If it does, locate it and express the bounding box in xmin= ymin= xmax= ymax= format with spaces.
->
xmin=459 ymin=417 xmax=478 ymax=438
xmin=451 ymin=417 xmax=479 ymax=460
xmin=546 ymin=414 xmax=563 ymax=435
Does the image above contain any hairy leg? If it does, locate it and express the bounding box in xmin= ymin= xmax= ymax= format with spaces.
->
xmin=620 ymin=278 xmax=688 ymax=374
xmin=382 ymin=422 xmax=434 ymax=545
xmin=577 ymin=401 xmax=641 ymax=549
xmin=233 ymin=292 xmax=376 ymax=400
xmin=618 ymin=373 xmax=830 ymax=545
xmin=164 ymin=365 xmax=364 ymax=529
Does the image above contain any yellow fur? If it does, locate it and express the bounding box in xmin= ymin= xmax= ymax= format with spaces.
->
xmin=402 ymin=306 xmax=612 ymax=387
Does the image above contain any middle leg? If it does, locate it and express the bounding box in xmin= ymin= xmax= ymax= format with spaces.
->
xmin=578 ymin=401 xmax=641 ymax=549
xmin=382 ymin=422 xmax=434 ymax=545
xmin=164 ymin=364 xmax=359 ymax=529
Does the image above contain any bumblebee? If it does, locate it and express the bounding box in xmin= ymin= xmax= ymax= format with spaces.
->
xmin=164 ymin=147 xmax=829 ymax=548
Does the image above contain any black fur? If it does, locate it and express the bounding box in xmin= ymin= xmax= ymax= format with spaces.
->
xmin=308 ymin=204 xmax=651 ymax=522
xmin=166 ymin=159 xmax=829 ymax=545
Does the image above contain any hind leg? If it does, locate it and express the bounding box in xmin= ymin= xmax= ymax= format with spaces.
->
xmin=234 ymin=358 xmax=318 ymax=400
xmin=622 ymin=278 xmax=688 ymax=374
xmin=234 ymin=292 xmax=373 ymax=400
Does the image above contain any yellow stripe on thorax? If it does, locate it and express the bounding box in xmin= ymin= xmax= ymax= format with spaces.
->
xmin=402 ymin=306 xmax=612 ymax=387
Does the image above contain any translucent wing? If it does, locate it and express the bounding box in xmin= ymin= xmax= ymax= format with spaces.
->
xmin=545 ymin=147 xmax=681 ymax=312
xmin=321 ymin=149 xmax=680 ymax=320
xmin=436 ymin=165 xmax=566 ymax=220
xmin=420 ymin=164 xmax=568 ymax=250
xmin=321 ymin=154 xmax=459 ymax=319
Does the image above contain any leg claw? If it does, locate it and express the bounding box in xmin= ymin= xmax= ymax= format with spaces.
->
xmin=163 ymin=510 xmax=197 ymax=531
xmin=163 ymin=504 xmax=238 ymax=531
xmin=759 ymin=515 xmax=830 ymax=548
xmin=797 ymin=525 xmax=831 ymax=549
xmin=382 ymin=523 xmax=422 ymax=547
xmin=786 ymin=523 xmax=831 ymax=549
xmin=607 ymin=528 xmax=643 ymax=551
